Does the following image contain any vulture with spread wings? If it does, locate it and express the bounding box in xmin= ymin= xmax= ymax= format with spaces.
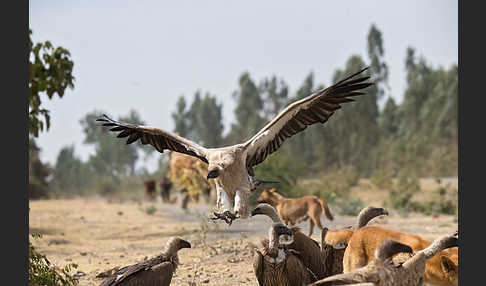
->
xmin=97 ymin=67 xmax=373 ymax=224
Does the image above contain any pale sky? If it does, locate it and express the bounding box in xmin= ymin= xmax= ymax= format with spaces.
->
xmin=29 ymin=0 xmax=458 ymax=171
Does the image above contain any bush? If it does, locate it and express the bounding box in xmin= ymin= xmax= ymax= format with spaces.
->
xmin=419 ymin=179 xmax=458 ymax=216
xmin=385 ymin=174 xmax=422 ymax=214
xmin=332 ymin=197 xmax=366 ymax=216
xmin=370 ymin=168 xmax=394 ymax=190
xmin=29 ymin=233 xmax=78 ymax=286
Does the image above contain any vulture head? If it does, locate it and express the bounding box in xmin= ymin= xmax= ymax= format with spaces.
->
xmin=206 ymin=152 xmax=235 ymax=180
xmin=356 ymin=206 xmax=389 ymax=229
xmin=272 ymin=223 xmax=293 ymax=237
xmin=164 ymin=237 xmax=192 ymax=256
xmin=252 ymin=204 xmax=294 ymax=245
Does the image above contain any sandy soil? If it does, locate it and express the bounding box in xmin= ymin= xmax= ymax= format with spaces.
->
xmin=29 ymin=193 xmax=458 ymax=286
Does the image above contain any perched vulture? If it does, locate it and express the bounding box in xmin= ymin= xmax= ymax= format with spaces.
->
xmin=252 ymin=203 xmax=327 ymax=280
xmin=97 ymin=68 xmax=373 ymax=224
xmin=253 ymin=223 xmax=316 ymax=286
xmin=98 ymin=237 xmax=191 ymax=286
xmin=320 ymin=207 xmax=389 ymax=276
xmin=309 ymin=232 xmax=458 ymax=286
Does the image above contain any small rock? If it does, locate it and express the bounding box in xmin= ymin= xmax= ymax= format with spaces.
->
xmin=202 ymin=278 xmax=210 ymax=283
xmin=80 ymin=252 xmax=88 ymax=256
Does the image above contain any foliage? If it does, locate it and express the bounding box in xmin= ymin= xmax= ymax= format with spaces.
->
xmin=29 ymin=233 xmax=78 ymax=286
xmin=370 ymin=168 xmax=394 ymax=190
xmin=80 ymin=109 xmax=152 ymax=179
xmin=333 ymin=197 xmax=366 ymax=216
xmin=385 ymin=174 xmax=422 ymax=215
xmin=50 ymin=145 xmax=91 ymax=197
xmin=227 ymin=72 xmax=266 ymax=144
xmin=29 ymin=137 xmax=52 ymax=199
xmin=418 ymin=179 xmax=458 ymax=216
xmin=29 ymin=29 xmax=75 ymax=137
xmin=144 ymin=205 xmax=157 ymax=215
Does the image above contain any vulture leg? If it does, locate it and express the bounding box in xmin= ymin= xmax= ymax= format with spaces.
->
xmin=210 ymin=185 xmax=238 ymax=225
xmin=234 ymin=188 xmax=250 ymax=219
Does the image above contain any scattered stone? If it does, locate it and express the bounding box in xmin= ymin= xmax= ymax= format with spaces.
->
xmin=202 ymin=278 xmax=210 ymax=283
xmin=80 ymin=252 xmax=88 ymax=256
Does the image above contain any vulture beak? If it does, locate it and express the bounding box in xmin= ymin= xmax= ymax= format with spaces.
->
xmin=251 ymin=207 xmax=262 ymax=217
xmin=207 ymin=169 xmax=220 ymax=180
xmin=180 ymin=240 xmax=192 ymax=249
xmin=253 ymin=178 xmax=280 ymax=185
xmin=276 ymin=225 xmax=293 ymax=237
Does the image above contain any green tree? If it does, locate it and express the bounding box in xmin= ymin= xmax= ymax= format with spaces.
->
xmin=259 ymin=75 xmax=289 ymax=119
xmin=379 ymin=96 xmax=400 ymax=137
xmin=172 ymin=96 xmax=190 ymax=137
xmin=50 ymin=145 xmax=91 ymax=196
xmin=80 ymin=109 xmax=150 ymax=178
xmin=285 ymin=72 xmax=322 ymax=168
xmin=367 ymin=24 xmax=389 ymax=101
xmin=29 ymin=29 xmax=75 ymax=137
xmin=323 ymin=55 xmax=379 ymax=175
xmin=228 ymin=72 xmax=265 ymax=143
xmin=29 ymin=137 xmax=52 ymax=199
xmin=188 ymin=91 xmax=224 ymax=147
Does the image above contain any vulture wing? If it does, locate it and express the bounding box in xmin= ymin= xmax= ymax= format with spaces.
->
xmin=288 ymin=226 xmax=328 ymax=279
xmin=243 ymin=67 xmax=373 ymax=169
xmin=252 ymin=249 xmax=265 ymax=286
xmin=97 ymin=114 xmax=209 ymax=164
xmin=285 ymin=251 xmax=317 ymax=285
xmin=98 ymin=257 xmax=164 ymax=286
xmin=310 ymin=270 xmax=379 ymax=286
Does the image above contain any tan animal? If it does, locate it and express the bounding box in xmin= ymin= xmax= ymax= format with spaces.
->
xmin=310 ymin=233 xmax=458 ymax=286
xmin=98 ymin=68 xmax=372 ymax=224
xmin=253 ymin=223 xmax=317 ymax=285
xmin=343 ymin=225 xmax=458 ymax=286
xmin=256 ymin=188 xmax=334 ymax=236
xmin=320 ymin=207 xmax=389 ymax=276
xmin=98 ymin=237 xmax=191 ymax=286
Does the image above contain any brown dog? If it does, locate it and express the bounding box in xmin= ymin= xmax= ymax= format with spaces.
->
xmin=343 ymin=225 xmax=459 ymax=286
xmin=256 ymin=188 xmax=334 ymax=236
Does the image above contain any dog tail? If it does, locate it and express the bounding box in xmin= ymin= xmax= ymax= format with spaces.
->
xmin=318 ymin=198 xmax=334 ymax=221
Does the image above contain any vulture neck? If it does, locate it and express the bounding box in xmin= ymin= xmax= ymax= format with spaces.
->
xmin=262 ymin=206 xmax=285 ymax=224
xmin=267 ymin=228 xmax=281 ymax=258
xmin=419 ymin=235 xmax=458 ymax=260
xmin=163 ymin=242 xmax=181 ymax=261
xmin=355 ymin=208 xmax=378 ymax=229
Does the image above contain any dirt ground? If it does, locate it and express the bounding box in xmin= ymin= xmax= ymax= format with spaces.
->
xmin=29 ymin=180 xmax=458 ymax=286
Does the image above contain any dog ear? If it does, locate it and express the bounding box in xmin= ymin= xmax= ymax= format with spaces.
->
xmin=440 ymin=255 xmax=458 ymax=274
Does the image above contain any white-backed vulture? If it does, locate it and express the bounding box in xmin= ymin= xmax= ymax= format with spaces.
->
xmin=253 ymin=223 xmax=316 ymax=286
xmin=97 ymin=68 xmax=373 ymax=224
xmin=252 ymin=203 xmax=327 ymax=280
xmin=320 ymin=207 xmax=389 ymax=276
xmin=309 ymin=232 xmax=458 ymax=286
xmin=98 ymin=237 xmax=191 ymax=286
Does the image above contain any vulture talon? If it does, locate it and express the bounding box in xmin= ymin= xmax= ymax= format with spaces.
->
xmin=209 ymin=211 xmax=238 ymax=225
